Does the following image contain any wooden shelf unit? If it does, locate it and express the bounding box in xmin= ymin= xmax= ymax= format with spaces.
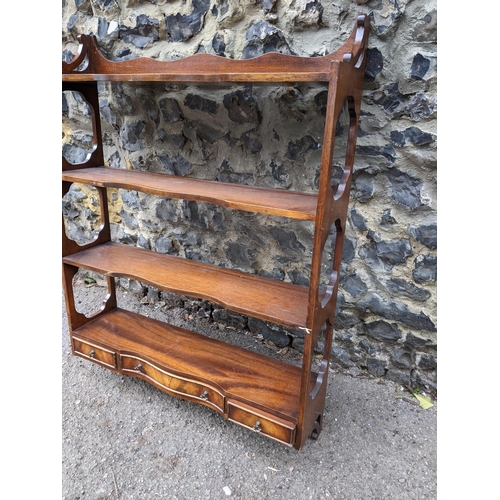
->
xmin=62 ymin=15 xmax=369 ymax=450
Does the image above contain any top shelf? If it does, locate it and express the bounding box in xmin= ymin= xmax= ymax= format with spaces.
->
xmin=62 ymin=16 xmax=369 ymax=84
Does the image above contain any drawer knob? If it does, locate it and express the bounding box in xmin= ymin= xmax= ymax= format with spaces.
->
xmin=253 ymin=420 xmax=262 ymax=432
xmin=88 ymin=350 xmax=95 ymax=358
xmin=134 ymin=364 xmax=143 ymax=372
xmin=200 ymin=390 xmax=209 ymax=401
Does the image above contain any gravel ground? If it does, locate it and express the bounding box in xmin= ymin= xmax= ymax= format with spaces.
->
xmin=62 ymin=278 xmax=437 ymax=499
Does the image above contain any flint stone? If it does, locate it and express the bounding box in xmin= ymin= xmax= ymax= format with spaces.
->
xmin=415 ymin=370 xmax=437 ymax=392
xmin=62 ymin=143 xmax=89 ymax=164
xmin=119 ymin=189 xmax=141 ymax=210
xmin=385 ymin=169 xmax=423 ymax=210
xmin=359 ymin=238 xmax=412 ymax=271
xmin=404 ymin=332 xmax=428 ymax=350
xmin=386 ymin=369 xmax=412 ymax=387
xmin=377 ymin=238 xmax=413 ymax=265
xmin=242 ymin=21 xmax=293 ymax=59
xmin=120 ymin=120 xmax=146 ymax=151
xmin=95 ymin=0 xmax=114 ymax=10
xmin=349 ymin=208 xmax=367 ymax=231
xmin=155 ymin=236 xmax=174 ymax=254
xmin=356 ymin=144 xmax=396 ymax=166
xmin=161 ymin=292 xmax=185 ymax=309
xmin=341 ymin=236 xmax=356 ymax=263
xmin=241 ymin=129 xmax=263 ymax=153
xmin=411 ymin=53 xmax=431 ymax=80
xmin=291 ymin=0 xmax=324 ymax=28
xmin=380 ymin=209 xmax=397 ymax=226
xmin=117 ymin=227 xmax=137 ymax=245
xmin=367 ymin=357 xmax=387 ymax=377
xmin=269 ymin=227 xmax=305 ymax=252
xmin=159 ymin=154 xmax=192 ymax=176
xmin=385 ymin=278 xmax=431 ymax=302
xmin=314 ymin=90 xmax=328 ymax=116
xmin=184 ymin=94 xmax=218 ymax=115
xmin=391 ymin=126 xmax=435 ymax=146
xmin=351 ymin=171 xmax=374 ymax=202
xmin=400 ymin=93 xmax=436 ymax=121
xmin=407 ymin=223 xmax=437 ymax=250
xmin=341 ymin=272 xmax=367 ymax=297
xmin=360 ymin=340 xmax=379 ymax=356
xmin=391 ymin=347 xmax=414 ymax=369
xmin=155 ymin=198 xmax=178 ymax=223
xmin=418 ymin=354 xmax=437 ymax=370
xmin=212 ymin=33 xmax=226 ymax=56
xmin=119 ymin=208 xmax=138 ymax=230
xmin=97 ymin=18 xmax=108 ymax=39
xmin=159 ymin=97 xmax=183 ymax=123
xmin=357 ymin=293 xmax=436 ymax=332
xmin=138 ymin=235 xmax=149 ymax=249
xmin=288 ymin=270 xmax=309 ymax=286
xmin=365 ymin=48 xmax=383 ymax=82
xmin=411 ymin=11 xmax=437 ymax=42
xmin=331 ymin=345 xmax=353 ymax=367
xmin=371 ymin=82 xmax=405 ymax=114
xmin=261 ymin=0 xmax=278 ymax=13
xmin=223 ymin=89 xmax=260 ymax=124
xmin=62 ymin=50 xmax=75 ymax=64
xmin=120 ymin=15 xmax=159 ymax=49
xmin=166 ymin=0 xmax=211 ymax=43
xmin=217 ymin=159 xmax=254 ymax=184
xmin=226 ymin=241 xmax=253 ymax=268
xmin=334 ymin=312 xmax=362 ymax=330
xmin=213 ymin=309 xmax=248 ymax=330
xmin=248 ymin=317 xmax=290 ymax=348
xmin=259 ymin=268 xmax=285 ymax=280
xmin=67 ymin=14 xmax=79 ymax=30
xmin=364 ymin=320 xmax=402 ymax=343
xmin=285 ymin=136 xmax=320 ymax=163
xmin=413 ymin=253 xmax=437 ymax=283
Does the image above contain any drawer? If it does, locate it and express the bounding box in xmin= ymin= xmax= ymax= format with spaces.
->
xmin=121 ymin=355 xmax=224 ymax=412
xmin=72 ymin=336 xmax=117 ymax=369
xmin=227 ymin=399 xmax=296 ymax=446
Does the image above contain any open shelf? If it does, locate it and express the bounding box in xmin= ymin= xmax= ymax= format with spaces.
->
xmin=62 ymin=167 xmax=317 ymax=221
xmin=62 ymin=15 xmax=370 ymax=449
xmin=63 ymin=242 xmax=309 ymax=329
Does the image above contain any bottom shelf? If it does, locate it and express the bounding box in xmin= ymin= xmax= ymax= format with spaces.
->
xmin=70 ymin=307 xmax=307 ymax=446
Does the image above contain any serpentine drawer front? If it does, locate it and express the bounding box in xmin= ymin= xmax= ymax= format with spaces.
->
xmin=72 ymin=337 xmax=117 ymax=370
xmin=121 ymin=355 xmax=225 ymax=413
xmin=227 ymin=400 xmax=296 ymax=446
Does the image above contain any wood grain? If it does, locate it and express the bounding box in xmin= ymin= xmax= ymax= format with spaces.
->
xmin=73 ymin=308 xmax=303 ymax=420
xmin=63 ymin=242 xmax=309 ymax=329
xmin=62 ymin=167 xmax=317 ymax=221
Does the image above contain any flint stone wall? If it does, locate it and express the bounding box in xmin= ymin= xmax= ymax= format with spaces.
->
xmin=62 ymin=0 xmax=437 ymax=392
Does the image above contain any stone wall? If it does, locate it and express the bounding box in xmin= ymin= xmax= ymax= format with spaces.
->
xmin=62 ymin=0 xmax=437 ymax=392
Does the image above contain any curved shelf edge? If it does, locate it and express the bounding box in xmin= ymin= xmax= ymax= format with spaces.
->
xmin=62 ymin=15 xmax=369 ymax=82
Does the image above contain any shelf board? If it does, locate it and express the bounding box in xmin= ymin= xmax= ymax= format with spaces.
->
xmin=62 ymin=167 xmax=317 ymax=221
xmin=62 ymin=71 xmax=331 ymax=83
xmin=63 ymin=242 xmax=309 ymax=329
xmin=73 ymin=307 xmax=304 ymax=421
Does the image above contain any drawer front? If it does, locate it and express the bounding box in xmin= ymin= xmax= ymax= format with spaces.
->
xmin=72 ymin=336 xmax=117 ymax=369
xmin=121 ymin=355 xmax=224 ymax=412
xmin=227 ymin=400 xmax=296 ymax=446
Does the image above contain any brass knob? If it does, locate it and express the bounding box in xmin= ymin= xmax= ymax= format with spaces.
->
xmin=200 ymin=390 xmax=209 ymax=400
xmin=134 ymin=364 xmax=143 ymax=372
xmin=253 ymin=420 xmax=262 ymax=432
xmin=88 ymin=350 xmax=95 ymax=358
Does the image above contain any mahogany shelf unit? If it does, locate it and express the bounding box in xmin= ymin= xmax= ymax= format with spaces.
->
xmin=62 ymin=15 xmax=369 ymax=450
